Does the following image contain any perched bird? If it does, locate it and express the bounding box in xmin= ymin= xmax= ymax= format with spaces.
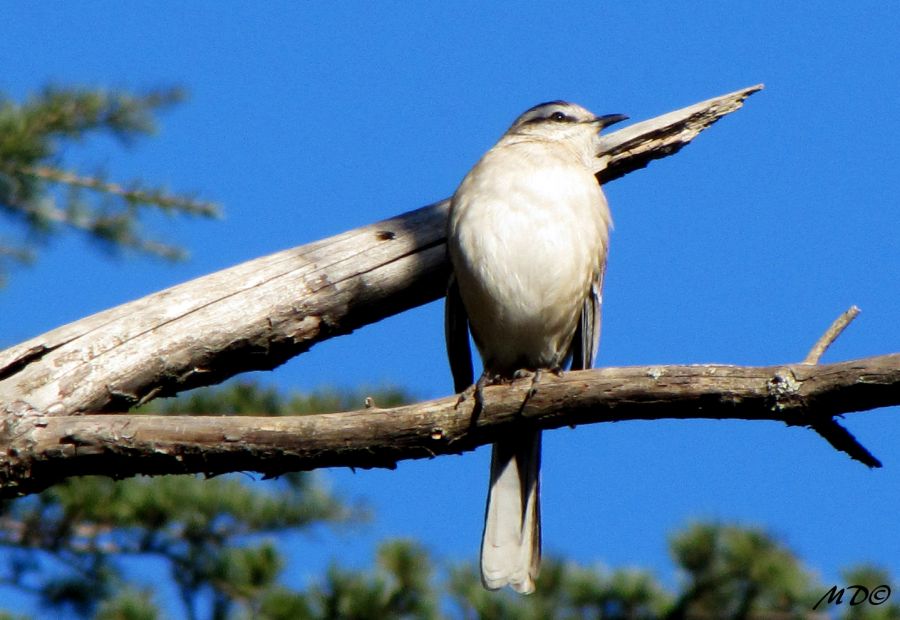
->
xmin=445 ymin=101 xmax=626 ymax=593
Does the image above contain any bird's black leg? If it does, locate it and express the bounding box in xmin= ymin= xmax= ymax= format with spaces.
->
xmin=456 ymin=370 xmax=494 ymax=418
xmin=528 ymin=368 xmax=543 ymax=399
xmin=474 ymin=371 xmax=492 ymax=411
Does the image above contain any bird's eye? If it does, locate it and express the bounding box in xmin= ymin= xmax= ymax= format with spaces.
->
xmin=549 ymin=111 xmax=569 ymax=122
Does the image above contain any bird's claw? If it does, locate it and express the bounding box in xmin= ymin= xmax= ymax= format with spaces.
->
xmin=518 ymin=367 xmax=563 ymax=402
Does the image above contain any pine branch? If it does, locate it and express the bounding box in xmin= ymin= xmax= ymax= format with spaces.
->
xmin=16 ymin=165 xmax=218 ymax=216
xmin=22 ymin=86 xmax=185 ymax=141
xmin=0 ymin=161 xmax=219 ymax=257
xmin=0 ymin=86 xmax=218 ymax=275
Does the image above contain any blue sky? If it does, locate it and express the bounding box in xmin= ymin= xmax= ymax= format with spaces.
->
xmin=2 ymin=1 xmax=899 ymax=614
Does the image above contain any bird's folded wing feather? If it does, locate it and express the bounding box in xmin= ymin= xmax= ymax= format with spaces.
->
xmin=570 ymin=265 xmax=604 ymax=371
xmin=445 ymin=273 xmax=474 ymax=392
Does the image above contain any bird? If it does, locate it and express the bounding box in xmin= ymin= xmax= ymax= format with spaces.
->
xmin=445 ymin=101 xmax=626 ymax=594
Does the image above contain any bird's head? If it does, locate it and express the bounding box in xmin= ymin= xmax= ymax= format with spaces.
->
xmin=506 ymin=101 xmax=627 ymax=151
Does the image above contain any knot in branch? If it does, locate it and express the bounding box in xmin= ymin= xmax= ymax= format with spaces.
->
xmin=766 ymin=368 xmax=803 ymax=412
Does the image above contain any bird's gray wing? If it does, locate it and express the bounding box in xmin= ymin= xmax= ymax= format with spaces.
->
xmin=569 ymin=264 xmax=605 ymax=371
xmin=445 ymin=273 xmax=474 ymax=392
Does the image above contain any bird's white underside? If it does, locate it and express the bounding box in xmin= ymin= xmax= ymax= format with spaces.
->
xmin=449 ymin=140 xmax=610 ymax=373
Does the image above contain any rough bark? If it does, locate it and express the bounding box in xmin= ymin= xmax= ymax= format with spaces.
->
xmin=1 ymin=355 xmax=897 ymax=498
xmin=0 ymin=84 xmax=763 ymax=417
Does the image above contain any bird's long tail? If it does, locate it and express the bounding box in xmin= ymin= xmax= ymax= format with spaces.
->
xmin=480 ymin=428 xmax=541 ymax=593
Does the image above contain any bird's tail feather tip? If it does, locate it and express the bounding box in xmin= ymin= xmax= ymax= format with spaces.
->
xmin=481 ymin=556 xmax=538 ymax=594
xmin=480 ymin=573 xmax=536 ymax=594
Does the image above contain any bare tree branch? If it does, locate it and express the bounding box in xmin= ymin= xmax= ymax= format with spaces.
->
xmin=804 ymin=305 xmax=861 ymax=365
xmin=0 ymin=86 xmax=884 ymax=497
xmin=0 ymin=84 xmax=896 ymax=500
xmin=1 ymin=354 xmax=897 ymax=498
xmin=798 ymin=305 xmax=879 ymax=467
xmin=0 ymin=85 xmax=763 ymax=418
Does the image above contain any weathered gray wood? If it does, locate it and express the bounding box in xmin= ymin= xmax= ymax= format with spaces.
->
xmin=0 ymin=205 xmax=450 ymax=414
xmin=0 ymin=84 xmax=763 ymax=417
xmin=1 ymin=355 xmax=897 ymax=498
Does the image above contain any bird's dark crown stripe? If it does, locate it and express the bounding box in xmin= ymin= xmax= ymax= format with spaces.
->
xmin=523 ymin=100 xmax=569 ymax=114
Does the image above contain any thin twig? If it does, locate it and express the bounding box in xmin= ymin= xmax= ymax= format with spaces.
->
xmin=808 ymin=417 xmax=882 ymax=469
xmin=803 ymin=306 xmax=861 ymax=364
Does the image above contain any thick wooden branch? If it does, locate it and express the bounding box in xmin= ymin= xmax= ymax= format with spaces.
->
xmin=0 ymin=85 xmax=763 ymax=417
xmin=1 ymin=355 xmax=897 ymax=498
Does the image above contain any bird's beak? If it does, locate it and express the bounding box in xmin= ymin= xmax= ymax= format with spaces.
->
xmin=593 ymin=113 xmax=629 ymax=130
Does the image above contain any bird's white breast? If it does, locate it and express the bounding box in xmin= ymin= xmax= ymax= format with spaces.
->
xmin=448 ymin=140 xmax=610 ymax=373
